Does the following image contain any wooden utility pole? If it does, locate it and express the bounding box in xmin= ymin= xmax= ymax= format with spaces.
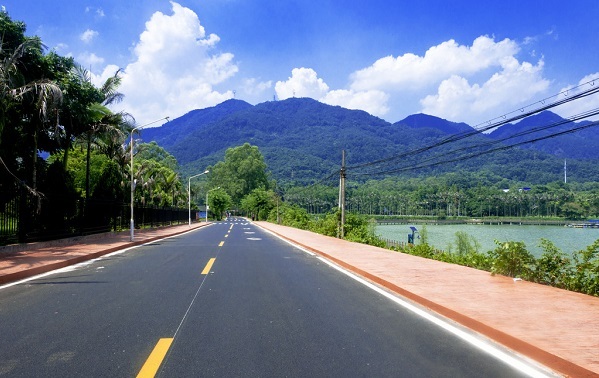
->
xmin=338 ymin=150 xmax=346 ymax=238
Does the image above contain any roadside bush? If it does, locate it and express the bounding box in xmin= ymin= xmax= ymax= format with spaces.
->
xmin=569 ymin=239 xmax=599 ymax=296
xmin=532 ymin=239 xmax=572 ymax=288
xmin=490 ymin=240 xmax=535 ymax=279
xmin=454 ymin=231 xmax=481 ymax=256
xmin=268 ymin=203 xmax=310 ymax=229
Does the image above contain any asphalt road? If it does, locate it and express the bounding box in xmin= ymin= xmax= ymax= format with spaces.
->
xmin=0 ymin=219 xmax=547 ymax=377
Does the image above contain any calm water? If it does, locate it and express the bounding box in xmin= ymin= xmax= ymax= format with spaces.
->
xmin=376 ymin=224 xmax=599 ymax=257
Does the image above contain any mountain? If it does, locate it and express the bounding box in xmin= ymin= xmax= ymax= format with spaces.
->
xmin=141 ymin=99 xmax=253 ymax=149
xmin=488 ymin=111 xmax=599 ymax=159
xmin=399 ymin=113 xmax=473 ymax=135
xmin=140 ymin=99 xmax=599 ymax=185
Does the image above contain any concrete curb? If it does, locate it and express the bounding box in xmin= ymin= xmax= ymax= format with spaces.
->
xmin=256 ymin=223 xmax=596 ymax=378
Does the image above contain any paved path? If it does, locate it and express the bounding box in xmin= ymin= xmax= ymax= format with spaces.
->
xmin=1 ymin=221 xmax=597 ymax=377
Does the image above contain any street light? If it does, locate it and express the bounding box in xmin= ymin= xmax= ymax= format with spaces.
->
xmin=130 ymin=116 xmax=169 ymax=241
xmin=188 ymin=170 xmax=209 ymax=226
xmin=206 ymin=187 xmax=221 ymax=222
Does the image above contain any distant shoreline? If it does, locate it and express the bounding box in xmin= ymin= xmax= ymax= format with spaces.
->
xmin=375 ymin=217 xmax=574 ymax=226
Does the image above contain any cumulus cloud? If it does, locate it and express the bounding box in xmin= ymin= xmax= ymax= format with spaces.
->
xmin=112 ymin=2 xmax=237 ymax=125
xmin=350 ymin=36 xmax=519 ymax=92
xmin=275 ymin=68 xmax=329 ymax=100
xmin=420 ymin=57 xmax=549 ymax=125
xmin=321 ymin=89 xmax=389 ymax=117
xmin=80 ymin=29 xmax=99 ymax=44
xmin=552 ymin=73 xmax=599 ymax=120
xmin=77 ymin=52 xmax=105 ymax=68
xmin=274 ymin=68 xmax=390 ymax=117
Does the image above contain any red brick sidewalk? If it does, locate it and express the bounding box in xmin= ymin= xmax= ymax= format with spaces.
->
xmin=256 ymin=222 xmax=599 ymax=378
xmin=1 ymin=221 xmax=598 ymax=377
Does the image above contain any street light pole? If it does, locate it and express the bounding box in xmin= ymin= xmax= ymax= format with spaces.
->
xmin=188 ymin=170 xmax=209 ymax=226
xmin=205 ymin=187 xmax=220 ymax=222
xmin=130 ymin=116 xmax=169 ymax=241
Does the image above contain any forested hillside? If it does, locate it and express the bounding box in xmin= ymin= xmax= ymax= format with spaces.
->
xmin=140 ymin=98 xmax=599 ymax=185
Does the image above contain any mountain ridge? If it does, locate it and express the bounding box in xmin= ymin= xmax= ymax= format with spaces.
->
xmin=140 ymin=98 xmax=599 ymax=184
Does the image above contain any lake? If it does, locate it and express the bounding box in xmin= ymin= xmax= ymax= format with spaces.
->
xmin=376 ymin=224 xmax=599 ymax=257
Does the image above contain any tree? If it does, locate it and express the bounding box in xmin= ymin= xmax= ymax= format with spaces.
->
xmin=133 ymin=142 xmax=184 ymax=207
xmin=208 ymin=188 xmax=231 ymax=220
xmin=208 ymin=143 xmax=269 ymax=205
xmin=240 ymin=187 xmax=275 ymax=220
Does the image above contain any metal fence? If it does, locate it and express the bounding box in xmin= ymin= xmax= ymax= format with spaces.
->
xmin=0 ymin=187 xmax=189 ymax=246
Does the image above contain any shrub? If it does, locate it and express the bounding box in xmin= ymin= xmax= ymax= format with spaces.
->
xmin=490 ymin=240 xmax=535 ymax=279
xmin=570 ymin=239 xmax=599 ymax=296
xmin=533 ymin=239 xmax=572 ymax=288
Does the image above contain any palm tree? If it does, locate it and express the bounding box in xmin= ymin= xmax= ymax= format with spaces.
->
xmin=0 ymin=39 xmax=62 ymax=196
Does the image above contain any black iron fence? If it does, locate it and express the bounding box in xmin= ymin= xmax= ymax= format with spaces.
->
xmin=0 ymin=187 xmax=189 ymax=246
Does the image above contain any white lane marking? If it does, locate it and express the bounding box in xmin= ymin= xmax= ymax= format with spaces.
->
xmin=0 ymin=226 xmax=210 ymax=290
xmin=254 ymin=224 xmax=554 ymax=378
xmin=244 ymin=232 xmax=255 ymax=234
xmin=246 ymin=238 xmax=262 ymax=241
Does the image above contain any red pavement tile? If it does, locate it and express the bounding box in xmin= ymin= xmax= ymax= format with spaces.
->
xmin=256 ymin=222 xmax=599 ymax=378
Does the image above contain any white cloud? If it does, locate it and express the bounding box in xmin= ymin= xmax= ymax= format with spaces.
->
xmin=80 ymin=29 xmax=99 ymax=44
xmin=274 ymin=68 xmax=390 ymax=117
xmin=85 ymin=6 xmax=105 ymax=18
xmin=54 ymin=43 xmax=68 ymax=53
xmin=420 ymin=57 xmax=549 ymax=125
xmin=321 ymin=89 xmax=389 ymax=117
xmin=77 ymin=52 xmax=105 ymax=68
xmin=552 ymin=73 xmax=599 ymax=120
xmin=241 ymin=78 xmax=272 ymax=96
xmin=350 ymin=36 xmax=519 ymax=92
xmin=275 ymin=68 xmax=329 ymax=99
xmin=111 ymin=2 xmax=237 ymax=125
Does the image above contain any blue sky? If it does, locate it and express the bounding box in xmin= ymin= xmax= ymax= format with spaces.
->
xmin=4 ymin=0 xmax=599 ymax=126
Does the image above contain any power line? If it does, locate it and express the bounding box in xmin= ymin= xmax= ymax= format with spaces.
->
xmin=353 ymin=119 xmax=599 ymax=176
xmin=353 ymin=108 xmax=599 ymax=177
xmin=346 ymin=77 xmax=599 ymax=171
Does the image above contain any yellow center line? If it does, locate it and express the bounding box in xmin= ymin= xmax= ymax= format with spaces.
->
xmin=201 ymin=257 xmax=216 ymax=275
xmin=218 ymin=241 xmax=224 ymax=247
xmin=224 ymin=234 xmax=229 ymax=238
xmin=136 ymin=338 xmax=173 ymax=378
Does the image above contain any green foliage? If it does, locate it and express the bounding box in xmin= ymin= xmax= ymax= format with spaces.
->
xmin=308 ymin=212 xmax=339 ymax=237
xmin=344 ymin=214 xmax=386 ymax=247
xmin=267 ymin=203 xmax=310 ymax=229
xmin=241 ymin=187 xmax=275 ymax=221
xmin=490 ymin=240 xmax=535 ymax=278
xmin=134 ymin=143 xmax=184 ymax=207
xmin=533 ymin=239 xmax=572 ymax=288
xmin=208 ymin=143 xmax=269 ymax=205
xmin=92 ymin=160 xmax=125 ymax=202
xmin=569 ymin=239 xmax=599 ymax=296
xmin=453 ymin=231 xmax=481 ymax=256
xmin=419 ymin=224 xmax=429 ymax=245
xmin=208 ymin=188 xmax=231 ymax=221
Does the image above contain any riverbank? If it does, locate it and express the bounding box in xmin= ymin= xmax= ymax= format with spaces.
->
xmin=375 ymin=216 xmax=573 ymax=226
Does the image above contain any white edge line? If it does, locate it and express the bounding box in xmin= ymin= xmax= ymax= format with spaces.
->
xmin=256 ymin=224 xmax=556 ymax=378
xmin=0 ymin=226 xmax=207 ymax=290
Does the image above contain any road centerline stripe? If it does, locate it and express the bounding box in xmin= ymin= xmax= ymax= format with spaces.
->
xmin=201 ymin=258 xmax=216 ymax=275
xmin=218 ymin=241 xmax=224 ymax=247
xmin=136 ymin=338 xmax=173 ymax=378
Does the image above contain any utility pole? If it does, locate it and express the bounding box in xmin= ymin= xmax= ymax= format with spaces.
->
xmin=338 ymin=150 xmax=346 ymax=239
